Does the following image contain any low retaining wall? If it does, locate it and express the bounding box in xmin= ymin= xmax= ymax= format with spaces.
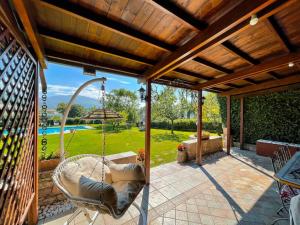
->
xmin=38 ymin=151 xmax=137 ymax=207
xmin=256 ymin=140 xmax=300 ymax=157
xmin=182 ymin=136 xmax=223 ymax=160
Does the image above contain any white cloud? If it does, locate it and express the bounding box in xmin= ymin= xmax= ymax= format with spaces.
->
xmin=107 ymin=77 xmax=130 ymax=85
xmin=46 ymin=84 xmax=100 ymax=99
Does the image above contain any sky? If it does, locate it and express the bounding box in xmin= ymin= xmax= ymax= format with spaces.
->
xmin=40 ymin=62 xmax=142 ymax=100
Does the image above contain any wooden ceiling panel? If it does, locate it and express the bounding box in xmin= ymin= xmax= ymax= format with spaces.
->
xmin=228 ymin=21 xmax=287 ymax=62
xmin=273 ymin=1 xmax=300 ymax=48
xmin=179 ymin=61 xmax=222 ymax=78
xmin=197 ymin=45 xmax=249 ymax=71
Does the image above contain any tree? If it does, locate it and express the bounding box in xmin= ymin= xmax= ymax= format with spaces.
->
xmin=69 ymin=104 xmax=85 ymax=118
xmin=202 ymin=92 xmax=221 ymax=124
xmin=56 ymin=102 xmax=67 ymax=115
xmin=106 ymin=89 xmax=139 ymax=123
xmin=56 ymin=102 xmax=85 ymax=118
xmin=152 ymin=86 xmax=180 ymax=134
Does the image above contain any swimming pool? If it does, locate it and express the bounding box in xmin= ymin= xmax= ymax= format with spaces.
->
xmin=38 ymin=125 xmax=93 ymax=135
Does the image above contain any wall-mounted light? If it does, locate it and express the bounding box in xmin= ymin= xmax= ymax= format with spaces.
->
xmin=201 ymin=96 xmax=206 ymax=105
xmin=288 ymin=62 xmax=295 ymax=68
xmin=249 ymin=14 xmax=258 ymax=26
xmin=138 ymin=86 xmax=146 ymax=101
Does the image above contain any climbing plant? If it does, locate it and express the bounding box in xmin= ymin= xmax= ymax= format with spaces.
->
xmin=218 ymin=89 xmax=300 ymax=144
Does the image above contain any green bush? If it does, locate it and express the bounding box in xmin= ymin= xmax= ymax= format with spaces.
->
xmin=151 ymin=119 xmax=222 ymax=133
xmin=218 ymin=90 xmax=300 ymax=144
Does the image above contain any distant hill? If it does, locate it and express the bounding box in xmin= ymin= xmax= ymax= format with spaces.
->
xmin=43 ymin=95 xmax=100 ymax=109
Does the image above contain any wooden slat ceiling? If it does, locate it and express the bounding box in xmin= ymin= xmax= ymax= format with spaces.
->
xmin=18 ymin=0 xmax=300 ymax=94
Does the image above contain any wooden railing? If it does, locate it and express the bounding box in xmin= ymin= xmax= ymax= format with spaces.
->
xmin=0 ymin=16 xmax=38 ymax=224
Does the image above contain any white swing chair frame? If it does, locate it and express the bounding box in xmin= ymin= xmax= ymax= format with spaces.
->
xmin=53 ymin=77 xmax=146 ymax=225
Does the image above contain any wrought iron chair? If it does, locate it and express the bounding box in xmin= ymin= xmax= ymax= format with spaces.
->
xmin=271 ymin=145 xmax=295 ymax=224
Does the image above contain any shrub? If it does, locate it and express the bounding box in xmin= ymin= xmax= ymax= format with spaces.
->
xmin=151 ymin=119 xmax=222 ymax=134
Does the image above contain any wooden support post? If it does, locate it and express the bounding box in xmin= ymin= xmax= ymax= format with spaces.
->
xmin=28 ymin=64 xmax=39 ymax=225
xmin=226 ymin=96 xmax=231 ymax=155
xmin=145 ymin=80 xmax=151 ymax=184
xmin=240 ymin=97 xmax=244 ymax=149
xmin=196 ymin=90 xmax=203 ymax=165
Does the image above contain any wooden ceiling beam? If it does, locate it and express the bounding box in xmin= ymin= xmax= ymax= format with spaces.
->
xmin=143 ymin=0 xmax=294 ymax=80
xmin=265 ymin=16 xmax=295 ymax=53
xmin=40 ymin=0 xmax=175 ymax=52
xmin=148 ymin=0 xmax=208 ymax=30
xmin=40 ymin=0 xmax=234 ymax=85
xmin=196 ymin=51 xmax=300 ymax=89
xmin=13 ymin=0 xmax=47 ymax=68
xmin=220 ymin=74 xmax=300 ymax=96
xmin=40 ymin=27 xmax=216 ymax=82
xmin=39 ymin=27 xmax=155 ymax=66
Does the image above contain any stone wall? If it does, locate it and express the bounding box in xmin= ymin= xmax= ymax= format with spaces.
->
xmin=38 ymin=170 xmax=66 ymax=207
xmin=182 ymin=136 xmax=223 ymax=160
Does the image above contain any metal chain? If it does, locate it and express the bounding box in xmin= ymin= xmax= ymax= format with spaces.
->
xmin=101 ymin=81 xmax=106 ymax=178
xmin=41 ymin=90 xmax=48 ymax=159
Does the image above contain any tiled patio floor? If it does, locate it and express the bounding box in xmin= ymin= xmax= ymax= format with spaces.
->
xmin=40 ymin=149 xmax=288 ymax=225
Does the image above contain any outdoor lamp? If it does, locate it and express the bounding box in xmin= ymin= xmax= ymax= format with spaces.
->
xmin=138 ymin=86 xmax=146 ymax=101
xmin=201 ymin=96 xmax=206 ymax=105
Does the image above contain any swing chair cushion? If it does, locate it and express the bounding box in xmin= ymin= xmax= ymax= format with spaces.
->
xmin=59 ymin=156 xmax=112 ymax=196
xmin=109 ymin=163 xmax=145 ymax=182
xmin=79 ymin=176 xmax=118 ymax=211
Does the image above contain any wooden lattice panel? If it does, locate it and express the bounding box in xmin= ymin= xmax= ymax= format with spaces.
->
xmin=0 ymin=18 xmax=37 ymax=224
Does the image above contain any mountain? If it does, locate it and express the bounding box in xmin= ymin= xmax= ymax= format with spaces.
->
xmin=43 ymin=95 xmax=100 ymax=109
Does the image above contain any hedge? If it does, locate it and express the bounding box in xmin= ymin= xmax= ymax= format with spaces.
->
xmin=151 ymin=119 xmax=222 ymax=134
xmin=218 ymin=89 xmax=300 ymax=144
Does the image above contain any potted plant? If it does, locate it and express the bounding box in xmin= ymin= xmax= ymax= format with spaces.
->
xmin=137 ymin=148 xmax=145 ymax=166
xmin=39 ymin=151 xmax=60 ymax=172
xmin=177 ymin=144 xmax=187 ymax=163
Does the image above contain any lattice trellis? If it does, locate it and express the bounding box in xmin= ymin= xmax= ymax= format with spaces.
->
xmin=0 ymin=18 xmax=37 ymax=224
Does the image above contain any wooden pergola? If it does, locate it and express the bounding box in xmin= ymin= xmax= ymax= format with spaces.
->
xmin=1 ymin=0 xmax=300 ymax=224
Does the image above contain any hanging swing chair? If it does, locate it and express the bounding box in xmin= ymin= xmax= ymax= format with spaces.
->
xmin=52 ymin=78 xmax=146 ymax=225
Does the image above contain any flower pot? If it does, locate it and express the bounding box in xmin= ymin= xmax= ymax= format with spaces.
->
xmin=39 ymin=158 xmax=60 ymax=172
xmin=177 ymin=150 xmax=187 ymax=163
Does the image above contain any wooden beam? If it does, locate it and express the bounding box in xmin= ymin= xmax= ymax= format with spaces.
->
xmin=220 ymin=74 xmax=300 ymax=96
xmin=226 ymin=96 xmax=231 ymax=155
xmin=41 ymin=0 xmax=174 ymax=51
xmin=196 ymin=51 xmax=300 ymax=89
xmin=222 ymin=41 xmax=259 ymax=65
xmin=265 ymin=16 xmax=295 ymax=53
xmin=39 ymin=27 xmax=155 ymax=66
xmin=148 ymin=0 xmax=207 ymax=30
xmin=41 ymin=27 xmax=218 ymax=83
xmin=193 ymin=57 xmax=233 ymax=74
xmin=143 ymin=0 xmax=280 ymax=80
xmin=40 ymin=0 xmax=238 ymax=86
xmin=240 ymin=97 xmax=244 ymax=149
xmin=145 ymin=80 xmax=151 ymax=184
xmin=13 ymin=0 xmax=47 ymax=68
xmin=196 ymin=90 xmax=203 ymax=165
xmin=222 ymin=41 xmax=281 ymax=80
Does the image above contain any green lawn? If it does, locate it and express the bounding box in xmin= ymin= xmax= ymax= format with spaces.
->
xmin=38 ymin=127 xmax=195 ymax=167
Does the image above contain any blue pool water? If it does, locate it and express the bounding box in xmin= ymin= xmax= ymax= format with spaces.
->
xmin=38 ymin=126 xmax=93 ymax=135
xmin=2 ymin=125 xmax=93 ymax=136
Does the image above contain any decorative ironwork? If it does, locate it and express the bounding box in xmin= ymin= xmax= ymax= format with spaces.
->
xmin=0 ymin=18 xmax=37 ymax=224
xmin=40 ymin=90 xmax=47 ymax=160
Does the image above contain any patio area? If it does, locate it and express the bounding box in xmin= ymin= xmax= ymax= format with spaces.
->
xmin=40 ymin=148 xmax=286 ymax=225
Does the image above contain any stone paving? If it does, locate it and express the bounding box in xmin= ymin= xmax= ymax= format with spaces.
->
xmin=40 ymin=149 xmax=289 ymax=225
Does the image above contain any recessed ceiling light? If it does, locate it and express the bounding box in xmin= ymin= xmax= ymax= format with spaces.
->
xmin=288 ymin=62 xmax=294 ymax=67
xmin=250 ymin=14 xmax=258 ymax=26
